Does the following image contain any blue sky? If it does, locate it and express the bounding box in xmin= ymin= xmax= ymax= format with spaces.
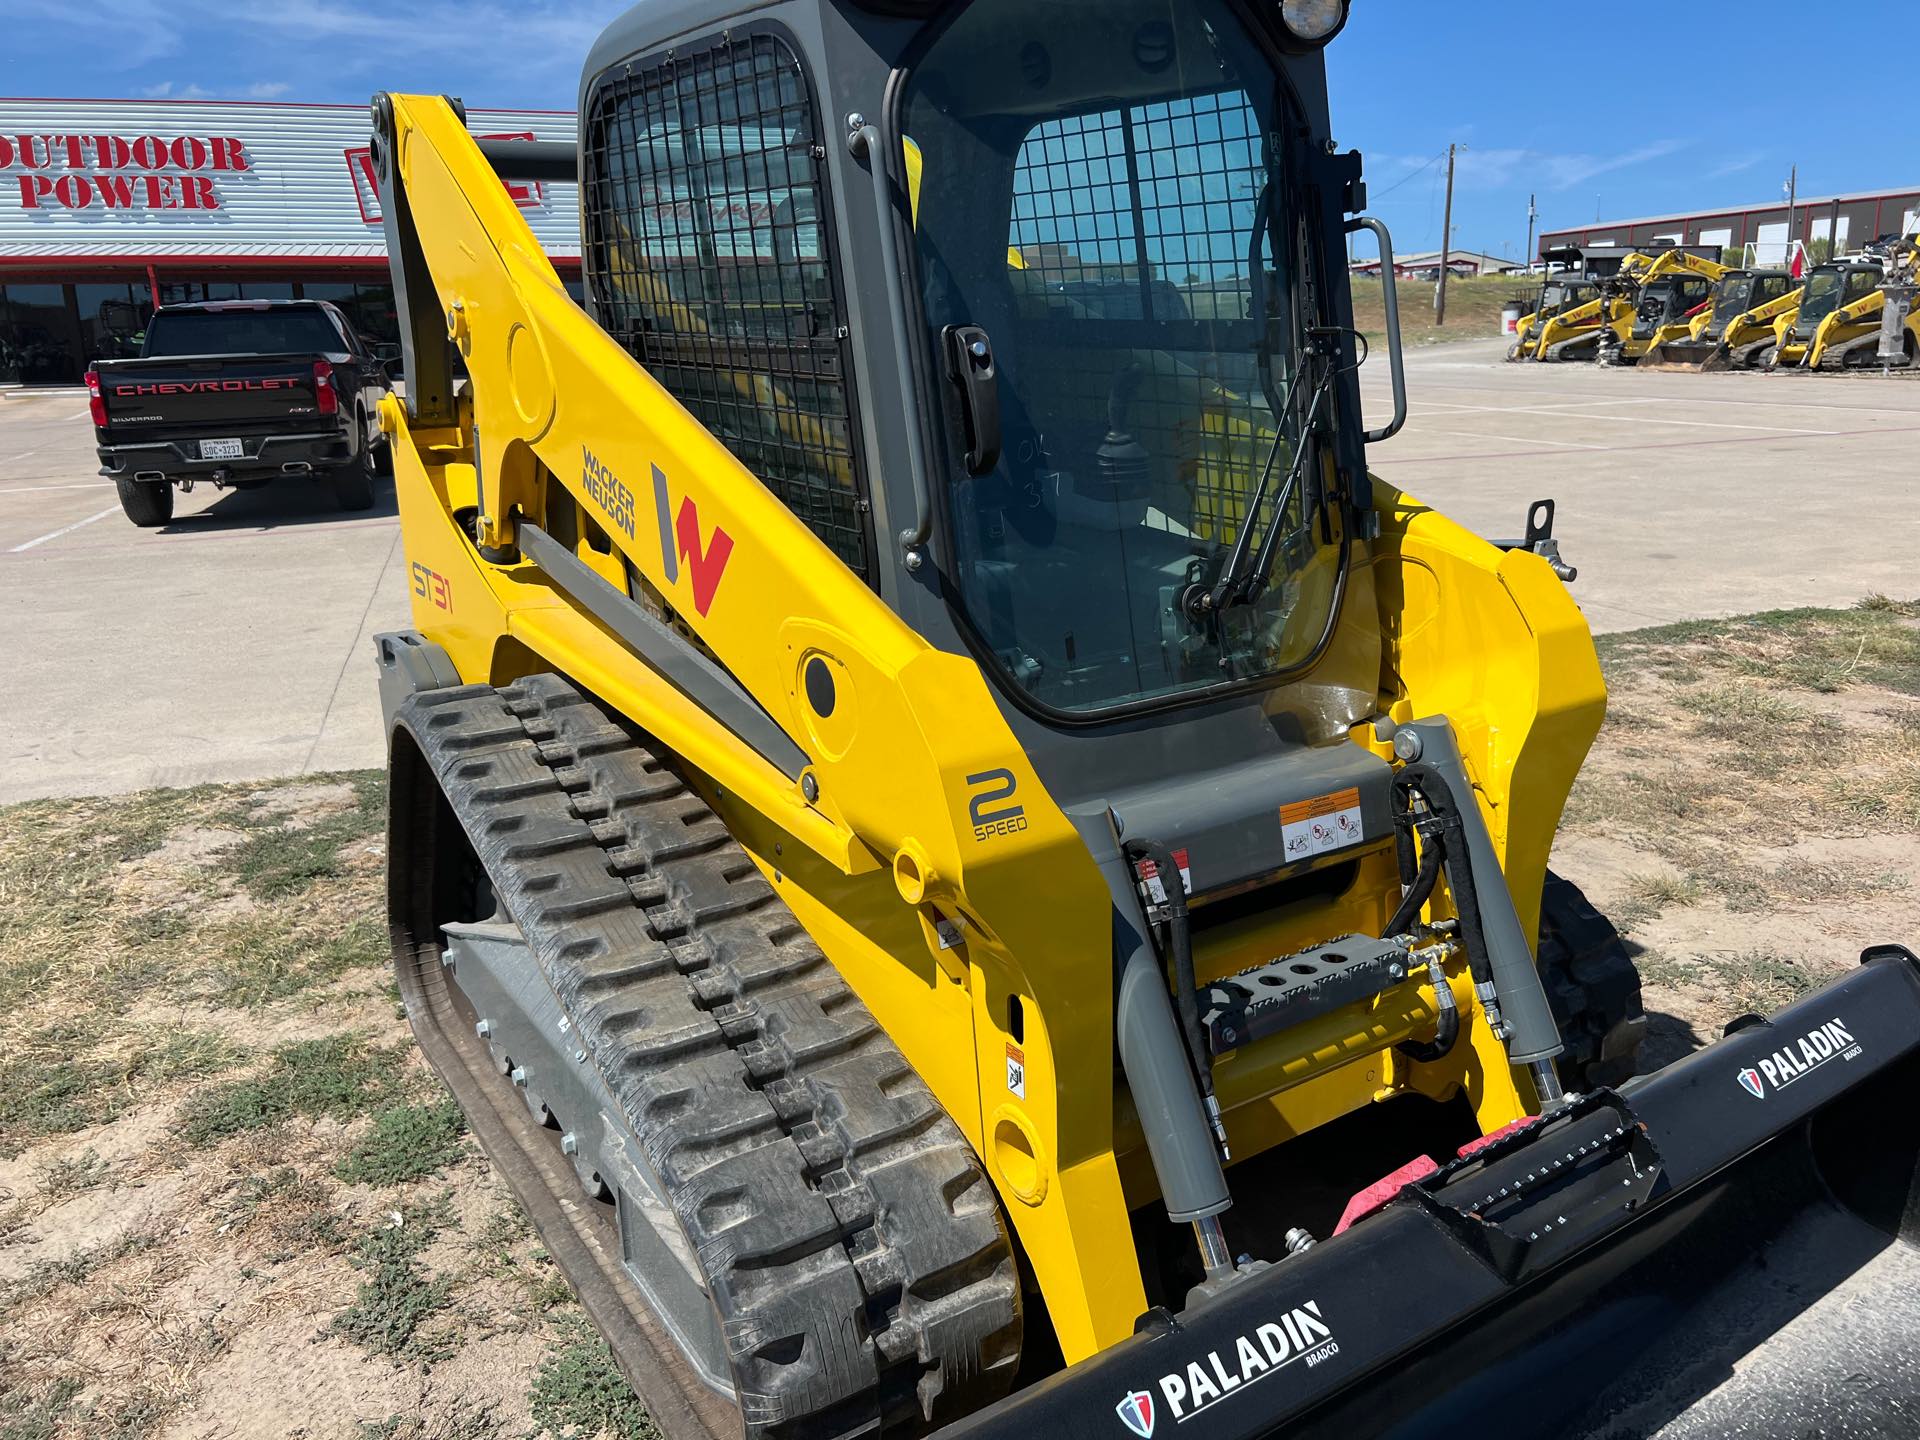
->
xmin=1327 ymin=0 xmax=1912 ymax=259
xmin=1 ymin=0 xmax=1908 ymax=260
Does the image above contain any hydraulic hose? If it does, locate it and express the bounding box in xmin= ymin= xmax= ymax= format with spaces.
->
xmin=1125 ymin=839 xmax=1226 ymax=1153
xmin=1384 ymin=822 xmax=1442 ymax=939
xmin=1397 ymin=953 xmax=1460 ymax=1064
xmin=1392 ymin=768 xmax=1494 ymax=988
xmin=1388 ymin=770 xmax=1491 ymax=1067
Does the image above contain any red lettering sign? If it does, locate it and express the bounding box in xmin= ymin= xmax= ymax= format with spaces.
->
xmin=1 ymin=131 xmax=249 ymax=212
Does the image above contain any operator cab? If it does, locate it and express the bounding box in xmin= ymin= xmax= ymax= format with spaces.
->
xmin=1630 ymin=273 xmax=1715 ymax=340
xmin=1700 ymin=269 xmax=1793 ymax=339
xmin=1535 ymin=276 xmax=1598 ymax=317
xmin=1791 ymin=261 xmax=1882 ymax=340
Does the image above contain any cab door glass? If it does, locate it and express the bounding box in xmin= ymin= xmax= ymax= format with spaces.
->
xmin=903 ymin=0 xmax=1342 ymax=717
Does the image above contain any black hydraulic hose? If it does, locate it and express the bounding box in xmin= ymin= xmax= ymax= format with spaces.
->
xmin=1384 ymin=828 xmax=1442 ymax=938
xmin=1389 ymin=771 xmax=1486 ymax=1065
xmin=1397 ymin=977 xmax=1460 ymax=1064
xmin=1125 ymin=840 xmax=1215 ymax=1107
xmin=1392 ymin=768 xmax=1495 ymax=989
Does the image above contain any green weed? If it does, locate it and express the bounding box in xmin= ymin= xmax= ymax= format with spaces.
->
xmin=336 ymin=1100 xmax=468 ymax=1187
xmin=528 ymin=1314 xmax=658 ymax=1440
xmin=180 ymin=1035 xmax=406 ymax=1145
xmin=328 ymin=1200 xmax=457 ymax=1363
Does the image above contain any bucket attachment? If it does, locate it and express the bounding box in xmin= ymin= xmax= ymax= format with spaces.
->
xmin=943 ymin=946 xmax=1920 ymax=1440
xmin=1638 ymin=337 xmax=1726 ymax=371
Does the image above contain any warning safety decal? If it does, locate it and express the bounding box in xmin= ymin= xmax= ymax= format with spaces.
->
xmin=1279 ymin=788 xmax=1365 ymax=862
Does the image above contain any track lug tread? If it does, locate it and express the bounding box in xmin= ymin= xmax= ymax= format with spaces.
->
xmin=397 ymin=677 xmax=1018 ymax=1438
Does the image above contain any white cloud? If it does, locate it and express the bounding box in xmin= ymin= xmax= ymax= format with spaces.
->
xmin=1420 ymin=139 xmax=1689 ymax=194
xmin=138 ymin=81 xmax=215 ymax=100
xmin=1708 ymin=151 xmax=1765 ymax=180
xmin=2 ymin=0 xmax=620 ymax=92
xmin=246 ymin=82 xmax=293 ymax=99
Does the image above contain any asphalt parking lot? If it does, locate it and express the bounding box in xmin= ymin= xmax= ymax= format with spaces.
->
xmin=1 ymin=343 xmax=1914 ymax=802
xmin=0 ymin=390 xmax=405 ymax=803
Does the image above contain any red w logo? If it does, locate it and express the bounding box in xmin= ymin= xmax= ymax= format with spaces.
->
xmin=653 ymin=465 xmax=733 ymax=618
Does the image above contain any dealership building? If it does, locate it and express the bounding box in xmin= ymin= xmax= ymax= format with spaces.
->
xmin=1539 ymin=186 xmax=1920 ymax=267
xmin=0 ymin=98 xmax=581 ymax=385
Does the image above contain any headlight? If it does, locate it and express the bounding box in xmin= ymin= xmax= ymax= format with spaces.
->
xmin=1279 ymin=0 xmax=1349 ymax=45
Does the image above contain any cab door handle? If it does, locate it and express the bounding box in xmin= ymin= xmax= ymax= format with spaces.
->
xmin=943 ymin=324 xmax=1002 ymax=476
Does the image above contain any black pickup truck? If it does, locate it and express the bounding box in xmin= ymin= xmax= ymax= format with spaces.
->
xmin=87 ymin=299 xmax=394 ymax=527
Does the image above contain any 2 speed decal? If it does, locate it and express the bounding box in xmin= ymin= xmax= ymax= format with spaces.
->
xmin=966 ymin=770 xmax=1027 ymax=842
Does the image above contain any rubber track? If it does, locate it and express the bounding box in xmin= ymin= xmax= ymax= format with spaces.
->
xmin=401 ymin=675 xmax=1020 ymax=1437
xmin=1537 ymin=870 xmax=1648 ymax=1091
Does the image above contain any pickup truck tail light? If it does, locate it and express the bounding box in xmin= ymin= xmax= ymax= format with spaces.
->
xmin=85 ymin=368 xmax=108 ymax=428
xmin=313 ymin=359 xmax=339 ymax=416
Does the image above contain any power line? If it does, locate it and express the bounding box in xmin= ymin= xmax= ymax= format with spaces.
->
xmin=1372 ymin=149 xmax=1446 ymax=201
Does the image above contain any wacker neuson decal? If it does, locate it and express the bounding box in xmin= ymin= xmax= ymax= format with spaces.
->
xmin=1115 ymin=1300 xmax=1337 ymax=1436
xmin=1736 ymin=1017 xmax=1862 ymax=1099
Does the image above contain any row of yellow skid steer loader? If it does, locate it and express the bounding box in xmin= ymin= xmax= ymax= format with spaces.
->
xmin=363 ymin=1 xmax=1920 ymax=1436
xmin=1511 ymin=236 xmax=1920 ymax=373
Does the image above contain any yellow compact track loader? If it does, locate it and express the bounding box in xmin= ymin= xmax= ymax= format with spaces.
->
xmin=1640 ymin=268 xmax=1802 ymax=370
xmin=1521 ymin=253 xmax=1654 ymax=362
xmin=1505 ymin=273 xmax=1600 ymax=361
xmin=1768 ymin=255 xmax=1896 ymax=370
xmin=1595 ymin=250 xmax=1729 ymax=367
xmin=367 ymin=3 xmax=1920 ymax=1437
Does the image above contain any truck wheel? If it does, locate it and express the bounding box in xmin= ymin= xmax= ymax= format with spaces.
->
xmin=1537 ymin=870 xmax=1647 ymax=1091
xmin=115 ymin=477 xmax=173 ymax=528
xmin=330 ymin=451 xmax=377 ymax=512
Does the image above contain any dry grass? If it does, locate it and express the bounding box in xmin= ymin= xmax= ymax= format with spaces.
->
xmin=0 ymin=773 xmax=609 ymax=1439
xmin=1558 ymin=597 xmax=1920 ymax=1061
xmin=1350 ymin=274 xmax=1536 ymax=348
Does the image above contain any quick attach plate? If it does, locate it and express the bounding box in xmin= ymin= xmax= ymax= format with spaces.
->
xmin=1405 ymin=1089 xmax=1665 ymax=1283
xmin=1203 ymin=934 xmax=1410 ymax=1055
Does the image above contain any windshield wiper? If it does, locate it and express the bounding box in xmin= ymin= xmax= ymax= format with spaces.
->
xmin=1182 ymin=327 xmax=1343 ymax=623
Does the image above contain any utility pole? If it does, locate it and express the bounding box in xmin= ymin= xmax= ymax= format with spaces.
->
xmin=1526 ymin=192 xmax=1538 ymax=272
xmin=1435 ymin=142 xmax=1457 ymax=325
xmin=1785 ymin=164 xmax=1798 ymax=258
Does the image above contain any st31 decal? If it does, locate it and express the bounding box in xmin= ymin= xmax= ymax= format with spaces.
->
xmin=652 ymin=464 xmax=733 ymax=618
xmin=410 ymin=560 xmax=452 ymax=613
xmin=1116 ymin=1301 xmax=1338 ymax=1433
xmin=1736 ymin=1017 xmax=1861 ymax=1098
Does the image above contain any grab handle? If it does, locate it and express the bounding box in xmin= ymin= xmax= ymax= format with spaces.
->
xmin=1347 ymin=215 xmax=1408 ymax=444
xmin=849 ymin=121 xmax=936 ymax=565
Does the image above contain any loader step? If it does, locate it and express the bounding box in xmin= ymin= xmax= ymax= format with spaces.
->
xmin=389 ymin=676 xmax=1020 ymax=1439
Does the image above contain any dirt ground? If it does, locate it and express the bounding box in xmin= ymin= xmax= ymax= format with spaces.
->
xmin=1 ymin=599 xmax=1915 ymax=1439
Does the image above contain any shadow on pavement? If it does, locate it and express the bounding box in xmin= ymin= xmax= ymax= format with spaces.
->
xmin=158 ymin=475 xmax=396 ymax=534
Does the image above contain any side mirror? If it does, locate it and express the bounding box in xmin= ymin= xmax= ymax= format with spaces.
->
xmin=372 ymin=343 xmax=403 ymax=380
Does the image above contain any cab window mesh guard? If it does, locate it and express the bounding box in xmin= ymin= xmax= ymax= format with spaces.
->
xmin=583 ymin=32 xmax=870 ymax=577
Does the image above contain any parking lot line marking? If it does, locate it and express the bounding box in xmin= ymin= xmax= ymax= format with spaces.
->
xmin=8 ymin=504 xmax=121 ymax=553
xmin=1416 ymin=427 xmax=1606 ymax=451
xmin=0 ymin=481 xmax=113 ymax=495
xmin=1369 ymin=380 xmax=1920 ymax=417
xmin=1419 ymin=404 xmax=1835 ymax=435
xmin=1371 ymin=423 xmax=1920 ymax=469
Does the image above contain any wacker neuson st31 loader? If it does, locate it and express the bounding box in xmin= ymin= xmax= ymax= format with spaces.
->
xmin=366 ymin=2 xmax=1920 ymax=1436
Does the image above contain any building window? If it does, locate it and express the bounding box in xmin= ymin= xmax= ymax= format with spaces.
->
xmin=0 ymin=284 xmax=82 ymax=385
xmin=582 ymin=30 xmax=870 ymax=578
xmin=297 ymin=281 xmax=399 ymax=347
xmin=74 ymin=282 xmax=148 ymax=364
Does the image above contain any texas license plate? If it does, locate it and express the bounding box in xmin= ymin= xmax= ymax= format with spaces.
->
xmin=200 ymin=438 xmax=244 ymax=460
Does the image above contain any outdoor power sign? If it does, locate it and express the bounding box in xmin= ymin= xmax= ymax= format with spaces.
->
xmin=0 ymin=99 xmax=580 ymax=260
xmin=2 ymin=132 xmax=250 ymax=212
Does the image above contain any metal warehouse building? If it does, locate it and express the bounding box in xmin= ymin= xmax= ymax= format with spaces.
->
xmin=0 ymin=98 xmax=581 ymax=385
xmin=1539 ymin=187 xmax=1920 ymax=267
